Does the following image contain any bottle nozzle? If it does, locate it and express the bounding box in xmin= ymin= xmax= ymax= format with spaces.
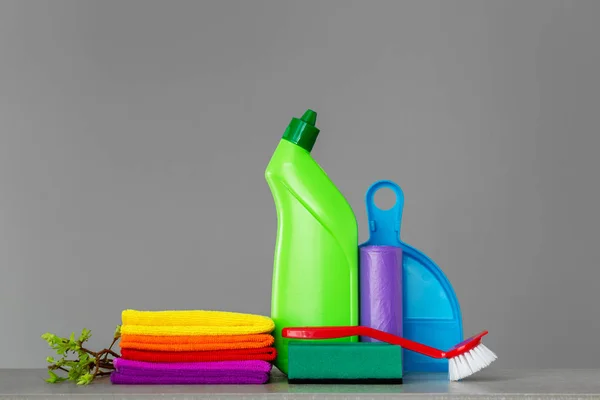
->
xmin=301 ymin=109 xmax=317 ymax=126
xmin=281 ymin=109 xmax=320 ymax=153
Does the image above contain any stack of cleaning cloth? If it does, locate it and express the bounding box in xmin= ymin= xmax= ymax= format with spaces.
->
xmin=111 ymin=309 xmax=276 ymax=385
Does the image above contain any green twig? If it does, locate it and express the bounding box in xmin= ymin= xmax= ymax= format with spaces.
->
xmin=42 ymin=326 xmax=121 ymax=385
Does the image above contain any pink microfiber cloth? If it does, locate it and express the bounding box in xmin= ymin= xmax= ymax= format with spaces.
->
xmin=110 ymin=358 xmax=272 ymax=385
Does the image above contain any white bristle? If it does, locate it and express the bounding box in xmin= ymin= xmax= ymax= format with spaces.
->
xmin=472 ymin=347 xmax=487 ymax=365
xmin=465 ymin=351 xmax=477 ymax=371
xmin=449 ymin=358 xmax=456 ymax=381
xmin=449 ymin=343 xmax=497 ymax=381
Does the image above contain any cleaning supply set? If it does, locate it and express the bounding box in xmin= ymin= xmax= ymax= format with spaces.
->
xmin=104 ymin=108 xmax=494 ymax=386
xmin=111 ymin=310 xmax=276 ymax=384
xmin=265 ymin=109 xmax=496 ymax=382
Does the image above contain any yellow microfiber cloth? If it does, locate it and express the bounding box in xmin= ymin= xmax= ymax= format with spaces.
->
xmin=120 ymin=309 xmax=275 ymax=336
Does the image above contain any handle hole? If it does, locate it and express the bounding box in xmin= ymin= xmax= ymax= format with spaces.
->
xmin=374 ymin=187 xmax=396 ymax=210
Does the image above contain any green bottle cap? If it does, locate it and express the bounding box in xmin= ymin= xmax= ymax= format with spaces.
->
xmin=282 ymin=109 xmax=320 ymax=152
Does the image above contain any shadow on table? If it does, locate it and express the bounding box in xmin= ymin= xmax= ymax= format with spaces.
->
xmin=283 ymin=371 xmax=520 ymax=395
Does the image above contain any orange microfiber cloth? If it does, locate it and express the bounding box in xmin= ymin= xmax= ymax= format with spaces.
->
xmin=119 ymin=334 xmax=274 ymax=352
xmin=121 ymin=347 xmax=277 ymax=363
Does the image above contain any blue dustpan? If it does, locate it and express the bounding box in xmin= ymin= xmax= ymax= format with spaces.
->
xmin=362 ymin=180 xmax=463 ymax=373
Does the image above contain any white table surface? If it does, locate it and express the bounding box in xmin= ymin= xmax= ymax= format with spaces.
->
xmin=1 ymin=368 xmax=599 ymax=399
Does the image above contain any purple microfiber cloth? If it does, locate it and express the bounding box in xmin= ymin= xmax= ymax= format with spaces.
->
xmin=110 ymin=358 xmax=272 ymax=385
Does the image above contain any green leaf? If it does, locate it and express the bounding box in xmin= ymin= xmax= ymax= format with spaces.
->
xmin=53 ymin=358 xmax=66 ymax=367
xmin=45 ymin=370 xmax=66 ymax=384
xmin=46 ymin=356 xmax=55 ymax=364
xmin=78 ymin=351 xmax=87 ymax=360
xmin=41 ymin=333 xmax=55 ymax=344
xmin=79 ymin=353 xmax=91 ymax=365
xmin=79 ymin=328 xmax=92 ymax=343
xmin=114 ymin=325 xmax=121 ymax=339
xmin=45 ymin=370 xmax=58 ymax=384
xmin=66 ymin=332 xmax=80 ymax=351
xmin=55 ymin=342 xmax=69 ymax=356
xmin=68 ymin=364 xmax=85 ymax=382
xmin=42 ymin=333 xmax=67 ymax=352
xmin=63 ymin=360 xmax=78 ymax=368
xmin=76 ymin=373 xmax=94 ymax=386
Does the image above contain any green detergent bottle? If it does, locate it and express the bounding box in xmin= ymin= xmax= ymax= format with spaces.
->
xmin=265 ymin=109 xmax=359 ymax=375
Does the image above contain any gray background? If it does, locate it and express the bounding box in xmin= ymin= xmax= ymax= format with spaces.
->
xmin=0 ymin=0 xmax=598 ymax=370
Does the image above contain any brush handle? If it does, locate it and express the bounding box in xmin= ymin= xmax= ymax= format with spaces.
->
xmin=282 ymin=326 xmax=445 ymax=359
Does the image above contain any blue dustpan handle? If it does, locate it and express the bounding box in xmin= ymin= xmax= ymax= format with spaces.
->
xmin=363 ymin=180 xmax=405 ymax=247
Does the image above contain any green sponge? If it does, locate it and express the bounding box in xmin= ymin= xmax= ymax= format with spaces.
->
xmin=287 ymin=342 xmax=403 ymax=384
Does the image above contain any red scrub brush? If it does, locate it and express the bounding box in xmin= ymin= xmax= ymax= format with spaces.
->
xmin=282 ymin=326 xmax=497 ymax=381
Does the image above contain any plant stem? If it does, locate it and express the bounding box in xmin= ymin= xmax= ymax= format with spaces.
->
xmin=79 ymin=347 xmax=97 ymax=357
xmin=108 ymin=337 xmax=118 ymax=352
xmin=49 ymin=366 xmax=69 ymax=373
xmin=92 ymin=360 xmax=101 ymax=379
xmin=105 ymin=349 xmax=120 ymax=358
xmin=102 ymin=337 xmax=119 ymax=362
